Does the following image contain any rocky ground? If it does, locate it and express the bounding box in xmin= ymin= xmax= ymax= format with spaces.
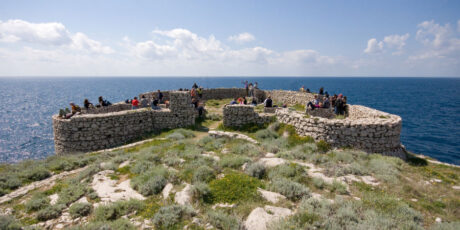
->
xmin=1 ymin=100 xmax=459 ymax=230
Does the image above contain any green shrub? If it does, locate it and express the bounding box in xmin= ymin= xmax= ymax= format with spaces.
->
xmin=219 ymin=155 xmax=250 ymax=169
xmin=198 ymin=136 xmax=225 ymax=151
xmin=130 ymin=161 xmax=153 ymax=175
xmin=25 ymin=193 xmax=50 ymax=212
xmin=230 ymin=142 xmax=261 ymax=157
xmin=163 ymin=156 xmax=182 ymax=167
xmin=269 ymin=178 xmax=310 ymax=201
xmin=268 ymin=163 xmax=307 ymax=183
xmin=20 ymin=166 xmax=51 ymax=181
xmin=69 ymin=202 xmax=92 ymax=218
xmin=36 ymin=204 xmax=65 ymax=221
xmin=245 ymin=162 xmax=266 ymax=179
xmin=152 ymin=205 xmax=195 ymax=229
xmin=93 ymin=199 xmax=145 ymax=221
xmin=0 ymin=174 xmax=22 ymax=191
xmin=368 ymin=155 xmax=402 ymax=183
xmin=316 ymin=140 xmax=331 ymax=153
xmin=255 ymin=129 xmax=279 ymax=140
xmin=330 ymin=180 xmax=348 ymax=195
xmin=0 ymin=215 xmax=22 ymax=230
xmin=206 ymin=210 xmax=242 ymax=230
xmin=76 ymin=218 xmax=136 ymax=230
xmin=430 ymin=222 xmax=460 ymax=230
xmin=312 ymin=177 xmax=326 ymax=189
xmin=209 ymin=173 xmax=263 ymax=203
xmin=57 ymin=182 xmax=87 ymax=206
xmin=191 ymin=182 xmax=211 ymax=203
xmin=138 ymin=175 xmax=167 ymax=196
xmin=166 ymin=129 xmax=195 ymax=140
xmin=192 ymin=166 xmax=216 ymax=183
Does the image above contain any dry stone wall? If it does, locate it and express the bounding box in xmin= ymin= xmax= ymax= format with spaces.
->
xmin=265 ymin=90 xmax=315 ymax=105
xmin=81 ymin=103 xmax=132 ymax=114
xmin=53 ymin=91 xmax=195 ymax=155
xmin=275 ymin=105 xmax=406 ymax=158
xmin=139 ymin=88 xmax=266 ymax=103
xmin=223 ymin=105 xmax=275 ymax=127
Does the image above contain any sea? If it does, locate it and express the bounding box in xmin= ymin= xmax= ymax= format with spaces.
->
xmin=0 ymin=77 xmax=458 ymax=165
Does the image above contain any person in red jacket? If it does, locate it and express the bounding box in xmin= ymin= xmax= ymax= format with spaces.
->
xmin=132 ymin=97 xmax=139 ymax=109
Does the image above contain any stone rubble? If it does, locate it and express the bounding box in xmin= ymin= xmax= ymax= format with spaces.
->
xmin=244 ymin=205 xmax=293 ymax=230
xmin=91 ymin=170 xmax=145 ymax=205
xmin=175 ymin=183 xmax=192 ymax=205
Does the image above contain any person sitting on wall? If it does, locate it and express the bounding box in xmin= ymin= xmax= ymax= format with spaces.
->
xmin=157 ymin=90 xmax=164 ymax=103
xmin=132 ymin=97 xmax=139 ymax=109
xmin=322 ymin=96 xmax=331 ymax=108
xmin=306 ymin=88 xmax=311 ymax=93
xmin=192 ymin=83 xmax=198 ymax=89
xmin=230 ymin=98 xmax=238 ymax=105
xmin=335 ymin=94 xmax=345 ymax=115
xmin=83 ymin=99 xmax=94 ymax=109
xmin=251 ymin=98 xmax=257 ymax=106
xmin=264 ymin=96 xmax=273 ymax=107
xmin=151 ymin=97 xmax=161 ymax=110
xmin=325 ymin=91 xmax=329 ymax=98
xmin=254 ymin=82 xmax=258 ymax=89
xmin=300 ymin=85 xmax=306 ymax=92
xmin=140 ymin=95 xmax=149 ymax=108
xmin=306 ymin=95 xmax=320 ymax=111
xmin=66 ymin=103 xmax=81 ymax=119
xmin=243 ymin=96 xmax=247 ymax=105
xmin=98 ymin=96 xmax=111 ymax=107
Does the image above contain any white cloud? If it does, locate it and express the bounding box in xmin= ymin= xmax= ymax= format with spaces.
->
xmin=383 ymin=33 xmax=410 ymax=49
xmin=410 ymin=20 xmax=460 ymax=61
xmin=457 ymin=20 xmax=460 ymax=32
xmin=228 ymin=32 xmax=255 ymax=43
xmin=364 ymin=38 xmax=384 ymax=54
xmin=0 ymin=19 xmax=71 ymax=45
xmin=0 ymin=19 xmax=112 ymax=54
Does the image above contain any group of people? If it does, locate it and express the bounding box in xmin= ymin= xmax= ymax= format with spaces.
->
xmin=230 ymin=96 xmax=258 ymax=106
xmin=242 ymin=80 xmax=258 ymax=97
xmin=190 ymin=83 xmax=204 ymax=99
xmin=129 ymin=90 xmax=165 ymax=110
xmin=305 ymin=90 xmax=347 ymax=115
xmin=60 ymin=96 xmax=112 ymax=119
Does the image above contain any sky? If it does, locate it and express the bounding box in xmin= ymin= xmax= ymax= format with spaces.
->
xmin=0 ymin=0 xmax=459 ymax=77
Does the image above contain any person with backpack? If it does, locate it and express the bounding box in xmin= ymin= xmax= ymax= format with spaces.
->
xmin=132 ymin=97 xmax=139 ymax=109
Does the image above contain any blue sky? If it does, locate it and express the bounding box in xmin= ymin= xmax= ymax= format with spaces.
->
xmin=0 ymin=0 xmax=459 ymax=76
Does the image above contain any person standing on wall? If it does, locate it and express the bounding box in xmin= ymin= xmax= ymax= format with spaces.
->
xmin=132 ymin=97 xmax=139 ymax=110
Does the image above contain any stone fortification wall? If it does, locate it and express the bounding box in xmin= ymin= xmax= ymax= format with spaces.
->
xmin=81 ymin=103 xmax=132 ymax=114
xmin=275 ymin=105 xmax=405 ymax=158
xmin=223 ymin=105 xmax=275 ymax=127
xmin=139 ymin=88 xmax=266 ymax=103
xmin=265 ymin=90 xmax=315 ymax=105
xmin=53 ymin=91 xmax=195 ymax=155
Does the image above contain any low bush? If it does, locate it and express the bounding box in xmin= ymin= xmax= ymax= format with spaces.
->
xmin=166 ymin=129 xmax=195 ymax=140
xmin=0 ymin=215 xmax=22 ymax=230
xmin=190 ymin=182 xmax=211 ymax=203
xmin=219 ymin=155 xmax=250 ymax=169
xmin=93 ymin=199 xmax=145 ymax=221
xmin=192 ymin=165 xmax=216 ymax=183
xmin=130 ymin=161 xmax=153 ymax=175
xmin=20 ymin=166 xmax=51 ymax=181
xmin=268 ymin=163 xmax=307 ymax=183
xmin=25 ymin=193 xmax=50 ymax=212
xmin=255 ymin=129 xmax=279 ymax=140
xmin=430 ymin=222 xmax=460 ymax=230
xmin=57 ymin=182 xmax=88 ymax=206
xmin=330 ymin=180 xmax=348 ymax=195
xmin=269 ymin=178 xmax=310 ymax=201
xmin=206 ymin=210 xmax=242 ymax=230
xmin=163 ymin=156 xmax=182 ymax=167
xmin=316 ymin=140 xmax=331 ymax=153
xmin=209 ymin=172 xmax=263 ymax=203
xmin=368 ymin=155 xmax=402 ymax=183
xmin=36 ymin=204 xmax=65 ymax=221
xmin=75 ymin=218 xmax=136 ymax=230
xmin=245 ymin=162 xmax=266 ymax=179
xmin=137 ymin=175 xmax=167 ymax=196
xmin=0 ymin=174 xmax=22 ymax=191
xmin=312 ymin=177 xmax=326 ymax=189
xmin=230 ymin=142 xmax=261 ymax=157
xmin=69 ymin=202 xmax=92 ymax=218
xmin=152 ymin=205 xmax=195 ymax=229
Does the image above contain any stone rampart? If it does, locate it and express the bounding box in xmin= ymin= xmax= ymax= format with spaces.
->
xmin=223 ymin=105 xmax=275 ymax=127
xmin=139 ymin=88 xmax=266 ymax=103
xmin=275 ymin=105 xmax=405 ymax=158
xmin=81 ymin=103 xmax=132 ymax=114
xmin=265 ymin=90 xmax=315 ymax=105
xmin=53 ymin=91 xmax=195 ymax=155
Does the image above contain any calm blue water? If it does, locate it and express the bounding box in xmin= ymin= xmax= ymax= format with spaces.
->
xmin=0 ymin=77 xmax=459 ymax=165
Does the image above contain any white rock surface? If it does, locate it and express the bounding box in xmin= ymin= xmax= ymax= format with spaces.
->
xmin=244 ymin=205 xmax=292 ymax=230
xmin=162 ymin=183 xmax=174 ymax=200
xmin=257 ymin=188 xmax=286 ymax=203
xmin=49 ymin=193 xmax=59 ymax=205
xmin=76 ymin=196 xmax=89 ymax=204
xmin=258 ymin=158 xmax=286 ymax=167
xmin=452 ymin=185 xmax=460 ymax=190
xmin=208 ymin=130 xmax=259 ymax=144
xmin=92 ymin=170 xmax=145 ymax=204
xmin=175 ymin=184 xmax=192 ymax=205
xmin=212 ymin=203 xmax=236 ymax=209
xmin=435 ymin=217 xmax=442 ymax=223
xmin=118 ymin=160 xmax=130 ymax=168
xmin=265 ymin=153 xmax=276 ymax=158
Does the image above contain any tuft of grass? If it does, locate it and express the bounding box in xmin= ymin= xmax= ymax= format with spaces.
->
xmin=206 ymin=210 xmax=242 ymax=230
xmin=316 ymin=140 xmax=331 ymax=153
xmin=192 ymin=165 xmax=216 ymax=183
xmin=330 ymin=180 xmax=348 ymax=195
xmin=25 ymin=193 xmax=50 ymax=212
xmin=93 ymin=199 xmax=145 ymax=221
xmin=190 ymin=182 xmax=212 ymax=203
xmin=291 ymin=103 xmax=306 ymax=112
xmin=245 ymin=162 xmax=266 ymax=179
xmin=209 ymin=172 xmax=263 ymax=203
xmin=0 ymin=215 xmax=22 ymax=230
xmin=36 ymin=204 xmax=65 ymax=221
xmin=219 ymin=155 xmax=250 ymax=169
xmin=335 ymin=115 xmax=346 ymax=119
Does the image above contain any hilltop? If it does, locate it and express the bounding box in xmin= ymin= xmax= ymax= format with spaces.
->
xmin=1 ymin=98 xmax=459 ymax=230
